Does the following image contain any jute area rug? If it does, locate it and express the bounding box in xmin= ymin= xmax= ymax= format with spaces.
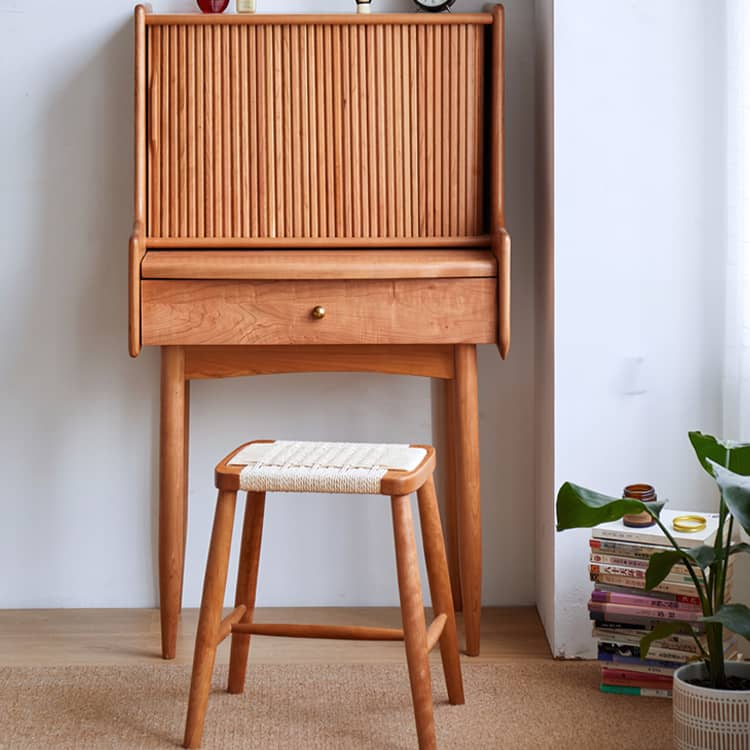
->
xmin=0 ymin=661 xmax=672 ymax=749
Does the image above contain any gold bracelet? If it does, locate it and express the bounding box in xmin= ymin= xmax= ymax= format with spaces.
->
xmin=672 ymin=514 xmax=707 ymax=533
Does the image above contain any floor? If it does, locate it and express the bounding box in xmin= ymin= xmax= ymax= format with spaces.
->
xmin=0 ymin=606 xmax=550 ymax=666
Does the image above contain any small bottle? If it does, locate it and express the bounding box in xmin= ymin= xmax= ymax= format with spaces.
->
xmin=237 ymin=0 xmax=255 ymax=12
xmin=622 ymin=484 xmax=658 ymax=528
xmin=356 ymin=0 xmax=371 ymax=13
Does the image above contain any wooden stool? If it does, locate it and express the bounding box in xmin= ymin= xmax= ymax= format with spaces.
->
xmin=183 ymin=440 xmax=464 ymax=750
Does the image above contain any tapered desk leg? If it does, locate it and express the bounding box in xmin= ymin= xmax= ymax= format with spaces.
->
xmin=431 ymin=378 xmax=462 ymax=611
xmin=454 ymin=344 xmax=481 ymax=656
xmin=160 ymin=346 xmax=187 ymax=660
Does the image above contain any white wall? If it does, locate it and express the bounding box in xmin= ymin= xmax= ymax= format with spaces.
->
xmin=538 ymin=0 xmax=730 ymax=656
xmin=0 ymin=0 xmax=537 ymax=609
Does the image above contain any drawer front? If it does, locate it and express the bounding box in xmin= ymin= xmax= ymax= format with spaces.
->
xmin=142 ymin=279 xmax=496 ymax=346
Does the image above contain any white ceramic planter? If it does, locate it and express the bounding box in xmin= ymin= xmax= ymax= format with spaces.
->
xmin=673 ymin=661 xmax=750 ymax=750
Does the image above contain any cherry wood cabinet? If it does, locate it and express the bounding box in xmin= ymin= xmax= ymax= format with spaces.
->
xmin=130 ymin=5 xmax=510 ymax=660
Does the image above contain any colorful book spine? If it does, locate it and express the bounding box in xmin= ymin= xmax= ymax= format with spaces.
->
xmin=589 ymin=601 xmax=702 ymax=622
xmin=599 ymin=684 xmax=672 ymax=698
xmin=591 ymin=573 xmax=699 ymax=597
xmin=590 ymin=552 xmax=690 ymax=576
xmin=597 ymin=649 xmax=682 ymax=669
xmin=594 ymin=582 xmax=701 ymax=606
xmin=591 ymin=590 xmax=700 ymax=611
xmin=598 ymin=640 xmax=698 ymax=664
xmin=592 ymin=627 xmax=705 ymax=654
xmin=601 ymin=667 xmax=674 ymax=685
xmin=590 ymin=537 xmax=671 ymax=559
xmin=589 ymin=563 xmax=694 ymax=586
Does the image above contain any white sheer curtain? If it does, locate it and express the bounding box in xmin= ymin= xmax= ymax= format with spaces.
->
xmin=724 ymin=0 xmax=750 ymax=441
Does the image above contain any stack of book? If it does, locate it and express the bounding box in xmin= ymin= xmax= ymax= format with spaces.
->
xmin=589 ymin=509 xmax=735 ymax=698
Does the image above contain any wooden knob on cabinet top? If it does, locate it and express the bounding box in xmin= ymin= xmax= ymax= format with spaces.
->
xmin=311 ymin=305 xmax=326 ymax=319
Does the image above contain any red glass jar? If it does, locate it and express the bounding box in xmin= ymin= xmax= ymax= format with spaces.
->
xmin=197 ymin=0 xmax=229 ymax=12
xmin=622 ymin=483 xmax=658 ymax=527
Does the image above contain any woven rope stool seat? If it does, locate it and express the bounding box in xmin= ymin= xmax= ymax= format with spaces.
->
xmin=184 ymin=440 xmax=465 ymax=750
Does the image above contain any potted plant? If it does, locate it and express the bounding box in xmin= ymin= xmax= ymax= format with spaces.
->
xmin=556 ymin=432 xmax=750 ymax=748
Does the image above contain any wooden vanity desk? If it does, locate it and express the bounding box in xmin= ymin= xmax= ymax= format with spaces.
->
xmin=129 ymin=5 xmax=511 ymax=660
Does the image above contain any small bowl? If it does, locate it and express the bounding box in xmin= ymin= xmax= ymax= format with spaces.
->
xmin=196 ymin=0 xmax=229 ymax=12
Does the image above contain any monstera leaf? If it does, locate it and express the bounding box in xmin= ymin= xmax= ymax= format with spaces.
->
xmin=556 ymin=482 xmax=664 ymax=531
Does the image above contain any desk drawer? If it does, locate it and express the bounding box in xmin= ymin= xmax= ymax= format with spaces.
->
xmin=141 ymin=279 xmax=496 ymax=346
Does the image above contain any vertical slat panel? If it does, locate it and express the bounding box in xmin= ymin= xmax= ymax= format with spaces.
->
xmin=299 ymin=26 xmax=311 ymax=237
xmin=231 ymin=26 xmax=241 ymax=237
xmin=146 ymin=19 xmax=486 ymax=242
xmin=149 ymin=27 xmax=161 ymax=237
xmin=187 ymin=25 xmax=196 ymax=237
xmin=265 ymin=25 xmax=276 ymax=236
xmin=273 ymin=25 xmax=284 ymax=236
xmin=458 ymin=24 xmax=467 ymax=236
xmin=170 ymin=26 xmax=178 ymax=235
xmin=341 ymin=27 xmax=352 ymax=238
xmin=178 ymin=25 xmax=187 ymax=236
xmin=239 ymin=27 xmax=250 ymax=237
xmin=212 ymin=26 xmax=223 ymax=237
xmin=350 ymin=27 xmax=362 ymax=237
xmin=248 ymin=26 xmax=258 ymax=237
xmin=324 ymin=26 xmax=335 ymax=237
xmin=375 ymin=25 xmax=386 ymax=237
xmin=400 ymin=26 xmax=411 ymax=237
xmin=196 ymin=26 xmax=204 ymax=237
xmin=291 ymin=25 xmax=303 ymax=237
xmin=282 ymin=25 xmax=293 ymax=236
xmin=332 ymin=26 xmax=344 ymax=237
xmin=435 ymin=26 xmax=444 ymax=237
xmin=314 ymin=26 xmax=326 ymax=237
xmin=222 ymin=26 xmax=232 ymax=236
xmin=205 ymin=26 xmax=215 ymax=237
xmin=449 ymin=25 xmax=459 ymax=236
xmin=307 ymin=26 xmax=319 ymax=237
xmin=475 ymin=24 xmax=485 ymax=233
xmin=409 ymin=25 xmax=418 ymax=237
xmin=160 ymin=26 xmax=169 ymax=235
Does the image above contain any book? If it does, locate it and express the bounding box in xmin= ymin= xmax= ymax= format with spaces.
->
xmin=589 ymin=563 xmax=695 ymax=586
xmin=594 ymin=582 xmax=701 ymax=606
xmin=592 ymin=626 xmax=707 ymax=654
xmin=597 ymin=649 xmax=683 ymax=669
xmin=590 ymin=551 xmax=694 ymax=576
xmin=600 ymin=684 xmax=672 ymax=698
xmin=590 ymin=572 xmax=701 ymax=598
xmin=598 ymin=640 xmax=699 ymax=664
xmin=590 ymin=537 xmax=673 ymax=559
xmin=591 ymin=589 xmax=700 ymax=611
xmin=600 ymin=661 xmax=677 ymax=677
xmin=601 ymin=667 xmax=674 ymax=685
xmin=589 ymin=601 xmax=703 ymax=622
xmin=592 ymin=510 xmax=722 ymax=548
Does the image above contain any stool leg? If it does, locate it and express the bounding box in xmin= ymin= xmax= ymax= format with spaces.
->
xmin=417 ymin=475 xmax=465 ymax=705
xmin=391 ymin=494 xmax=437 ymax=750
xmin=228 ymin=491 xmax=266 ymax=694
xmin=183 ymin=490 xmax=238 ymax=749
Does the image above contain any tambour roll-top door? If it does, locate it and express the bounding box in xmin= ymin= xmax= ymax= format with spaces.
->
xmin=146 ymin=22 xmax=486 ymax=242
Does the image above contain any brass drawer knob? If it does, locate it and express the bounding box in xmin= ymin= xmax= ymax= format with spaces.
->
xmin=311 ymin=305 xmax=326 ymax=320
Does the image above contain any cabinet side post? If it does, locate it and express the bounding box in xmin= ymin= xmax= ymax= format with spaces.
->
xmin=489 ymin=4 xmax=510 ymax=358
xmin=130 ymin=4 xmax=148 ymax=357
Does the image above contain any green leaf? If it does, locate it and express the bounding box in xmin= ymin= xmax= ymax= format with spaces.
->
xmin=728 ymin=542 xmax=750 ymax=557
xmin=683 ymin=545 xmax=716 ymax=568
xmin=701 ymin=604 xmax=750 ymax=639
xmin=556 ymin=482 xmax=664 ymax=531
xmin=689 ymin=431 xmax=750 ymax=476
xmin=709 ymin=462 xmax=750 ymax=537
xmin=640 ymin=621 xmax=696 ymax=659
xmin=645 ymin=550 xmax=688 ymax=590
